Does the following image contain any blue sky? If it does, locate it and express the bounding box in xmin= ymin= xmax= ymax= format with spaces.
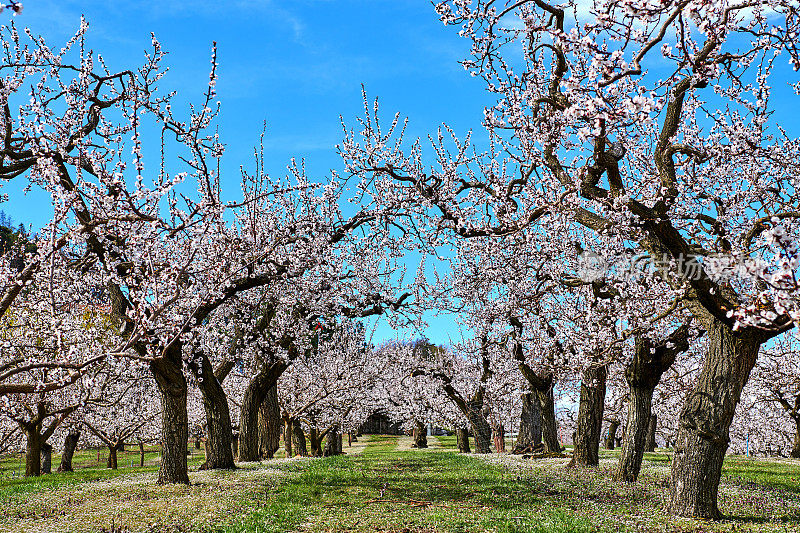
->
xmin=1 ymin=0 xmax=489 ymax=345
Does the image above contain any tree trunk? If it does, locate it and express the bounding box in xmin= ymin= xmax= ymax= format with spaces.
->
xmin=41 ymin=442 xmax=52 ymax=474
xmin=151 ymin=346 xmax=190 ymax=485
xmin=466 ymin=404 xmax=492 ymax=453
xmin=324 ymin=425 xmax=342 ymax=456
xmin=139 ymin=441 xmax=146 ymax=467
xmin=308 ymin=427 xmax=324 ymax=457
xmin=237 ymin=372 xmax=271 ymax=462
xmin=605 ymin=420 xmax=620 ymax=450
xmin=493 ymin=423 xmax=506 ymax=453
xmin=791 ymin=418 xmax=800 ymax=459
xmin=292 ymin=419 xmax=307 ymax=456
xmin=58 ymin=430 xmax=80 ymax=472
xmin=669 ymin=319 xmax=761 ymax=519
xmin=239 ymin=363 xmax=287 ymax=462
xmin=533 ymin=382 xmax=561 ymax=453
xmin=231 ymin=433 xmax=239 ymax=460
xmin=617 ymin=386 xmax=655 ymax=482
xmin=107 ymin=446 xmax=118 ymax=469
xmin=569 ymin=362 xmax=608 ymax=467
xmin=283 ymin=418 xmax=293 ymax=458
xmin=456 ymin=427 xmax=471 ymax=453
xmin=411 ymin=420 xmax=428 ymax=448
xmin=616 ymin=330 xmax=687 ymax=482
xmin=513 ymin=393 xmax=542 ymax=454
xmin=645 ymin=414 xmax=657 ymax=452
xmin=194 ymin=352 xmax=236 ymax=469
xmin=23 ymin=428 xmax=42 ymax=477
xmin=259 ymin=385 xmax=281 ymax=459
xmin=518 ymin=364 xmax=562 ymax=453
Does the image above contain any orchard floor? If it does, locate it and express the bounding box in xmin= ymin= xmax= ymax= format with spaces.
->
xmin=1 ymin=436 xmax=799 ymax=532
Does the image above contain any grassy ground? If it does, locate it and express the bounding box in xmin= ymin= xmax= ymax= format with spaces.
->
xmin=0 ymin=444 xmax=206 ymax=478
xmin=0 ymin=436 xmax=799 ymax=532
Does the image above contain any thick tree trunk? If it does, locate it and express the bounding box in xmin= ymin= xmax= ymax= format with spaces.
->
xmin=24 ymin=428 xmax=42 ymax=477
xmin=669 ymin=319 xmax=761 ymax=519
xmin=107 ymin=446 xmax=118 ymax=469
xmin=569 ymin=362 xmax=607 ymax=468
xmin=194 ymin=353 xmax=236 ymax=470
xmin=538 ymin=388 xmax=561 ymax=453
xmin=466 ymin=404 xmax=492 ymax=453
xmin=40 ymin=442 xmax=52 ymax=474
xmin=283 ymin=418 xmax=293 ymax=458
xmin=238 ymin=372 xmax=272 ymax=462
xmin=324 ymin=425 xmax=342 ymax=456
xmin=57 ymin=430 xmax=80 ymax=472
xmin=513 ymin=393 xmax=542 ymax=454
xmin=616 ymin=330 xmax=687 ymax=482
xmin=239 ymin=363 xmax=287 ymax=462
xmin=605 ymin=420 xmax=620 ymax=450
xmin=645 ymin=414 xmax=657 ymax=452
xmin=791 ymin=418 xmax=800 ymax=459
xmin=617 ymin=386 xmax=655 ymax=482
xmin=259 ymin=385 xmax=281 ymax=459
xmin=308 ymin=427 xmax=324 ymax=457
xmin=520 ymin=370 xmax=561 ymax=453
xmin=456 ymin=427 xmax=471 ymax=453
xmin=292 ymin=419 xmax=308 ymax=456
xmin=412 ymin=420 xmax=428 ymax=448
xmin=151 ymin=346 xmax=190 ymax=485
xmin=139 ymin=441 xmax=146 ymax=467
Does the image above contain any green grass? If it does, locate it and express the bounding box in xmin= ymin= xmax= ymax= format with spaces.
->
xmin=217 ymin=436 xmax=595 ymax=533
xmin=0 ymin=445 xmax=206 ymax=499
xmin=2 ymin=436 xmax=800 ymax=532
